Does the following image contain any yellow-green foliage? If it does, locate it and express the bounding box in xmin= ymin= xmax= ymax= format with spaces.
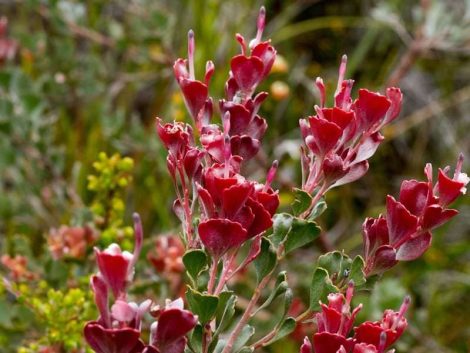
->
xmin=87 ymin=152 xmax=134 ymax=248
xmin=7 ymin=281 xmax=96 ymax=352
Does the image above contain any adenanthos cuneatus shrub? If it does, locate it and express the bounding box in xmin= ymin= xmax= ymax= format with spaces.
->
xmin=84 ymin=7 xmax=468 ymax=353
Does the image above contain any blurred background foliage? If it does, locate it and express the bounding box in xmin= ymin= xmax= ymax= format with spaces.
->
xmin=0 ymin=0 xmax=469 ymax=352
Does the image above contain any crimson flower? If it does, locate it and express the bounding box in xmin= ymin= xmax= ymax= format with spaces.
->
xmin=227 ymin=6 xmax=276 ymax=97
xmin=84 ymin=275 xmax=149 ymax=353
xmin=144 ymin=298 xmax=198 ymax=353
xmin=197 ymin=160 xmax=279 ymax=258
xmin=156 ymin=118 xmax=204 ymax=184
xmin=94 ymin=213 xmax=143 ymax=299
xmin=219 ymin=92 xmax=268 ymax=160
xmin=300 ymin=56 xmax=402 ymax=193
xmin=355 ymin=297 xmax=409 ymax=350
xmin=85 ymin=214 xmax=197 ymax=353
xmin=173 ymin=30 xmax=214 ymax=129
xmin=312 ymin=283 xmax=362 ymax=353
xmin=219 ymin=7 xmax=275 ymax=160
xmin=302 ymin=284 xmax=409 ymax=353
xmin=363 ymin=155 xmax=468 ymax=276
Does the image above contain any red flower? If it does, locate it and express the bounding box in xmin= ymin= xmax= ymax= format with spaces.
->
xmin=156 ymin=118 xmax=204 ymax=184
xmin=148 ymin=235 xmax=185 ymax=275
xmin=147 ymin=299 xmax=198 ymax=353
xmin=219 ymin=92 xmax=268 ymax=160
xmin=94 ymin=213 xmax=142 ymax=299
xmin=313 ymin=283 xmax=362 ymax=353
xmin=300 ymin=56 xmax=402 ymax=193
xmin=84 ymin=275 xmax=150 ymax=353
xmin=84 ymin=323 xmax=145 ymax=353
xmin=197 ymin=161 xmax=279 ymax=257
xmin=302 ymin=286 xmax=409 ymax=353
xmin=363 ymin=155 xmax=468 ymax=276
xmin=173 ymin=30 xmax=214 ymax=128
xmin=355 ymin=297 xmax=409 ymax=351
xmin=228 ymin=7 xmax=276 ymax=95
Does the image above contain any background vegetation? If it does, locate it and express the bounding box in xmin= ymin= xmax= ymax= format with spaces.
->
xmin=0 ymin=0 xmax=469 ymax=352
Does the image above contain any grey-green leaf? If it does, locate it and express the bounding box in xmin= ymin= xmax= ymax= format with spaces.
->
xmin=291 ymin=188 xmax=313 ymax=216
xmin=349 ymin=255 xmax=366 ymax=287
xmin=233 ymin=325 xmax=255 ymax=353
xmin=254 ymin=271 xmax=288 ymax=314
xmin=254 ymin=238 xmax=277 ymax=282
xmin=270 ymin=213 xmax=293 ymax=247
xmin=284 ymin=218 xmax=321 ymax=254
xmin=308 ymin=198 xmax=327 ymax=220
xmin=309 ymin=268 xmax=337 ymax=311
xmin=186 ymin=287 xmax=219 ymax=324
xmin=265 ymin=317 xmax=297 ymax=345
xmin=214 ymin=292 xmax=237 ymax=337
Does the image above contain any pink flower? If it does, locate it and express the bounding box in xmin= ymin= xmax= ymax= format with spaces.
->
xmin=363 ymin=155 xmax=468 ymax=276
xmin=85 ymin=214 xmax=197 ymax=353
xmin=0 ymin=17 xmax=17 ymax=65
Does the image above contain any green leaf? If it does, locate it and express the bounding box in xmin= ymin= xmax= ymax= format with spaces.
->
xmin=350 ymin=256 xmax=366 ymax=287
xmin=309 ymin=268 xmax=337 ymax=311
xmin=186 ymin=287 xmax=219 ymax=324
xmin=213 ymin=339 xmax=226 ymax=353
xmin=254 ymin=238 xmax=277 ymax=282
xmin=233 ymin=325 xmax=255 ymax=353
xmin=280 ymin=288 xmax=294 ymax=323
xmin=254 ymin=271 xmax=288 ymax=314
xmin=309 ymin=198 xmax=327 ymax=220
xmin=183 ymin=249 xmax=208 ymax=281
xmin=316 ymin=251 xmax=365 ymax=289
xmin=284 ymin=218 xmax=321 ymax=254
xmin=270 ymin=213 xmax=293 ymax=247
xmin=317 ymin=251 xmax=345 ymax=277
xmin=189 ymin=324 xmax=203 ymax=353
xmin=214 ymin=292 xmax=237 ymax=337
xmin=265 ymin=317 xmax=297 ymax=345
xmin=291 ymin=188 xmax=313 ymax=215
xmin=238 ymin=348 xmax=254 ymax=353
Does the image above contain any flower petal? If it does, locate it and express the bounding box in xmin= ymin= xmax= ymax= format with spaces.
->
xmin=198 ymin=219 xmax=248 ymax=257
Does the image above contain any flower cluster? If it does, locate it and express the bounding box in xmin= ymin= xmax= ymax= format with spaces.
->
xmin=148 ymin=234 xmax=186 ymax=295
xmin=0 ymin=17 xmax=17 ymax=65
xmin=363 ymin=154 xmax=468 ymax=276
xmin=197 ymin=160 xmax=279 ymax=258
xmin=158 ymin=7 xmax=280 ymax=259
xmin=173 ymin=6 xmax=274 ymax=161
xmin=84 ymin=213 xmax=197 ymax=353
xmin=301 ymin=283 xmax=409 ymax=353
xmin=148 ymin=235 xmax=185 ymax=275
xmin=1 ymin=254 xmax=36 ymax=281
xmin=300 ymin=56 xmax=402 ymax=194
xmin=80 ymin=6 xmax=467 ymax=353
xmin=47 ymin=225 xmax=96 ymax=260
